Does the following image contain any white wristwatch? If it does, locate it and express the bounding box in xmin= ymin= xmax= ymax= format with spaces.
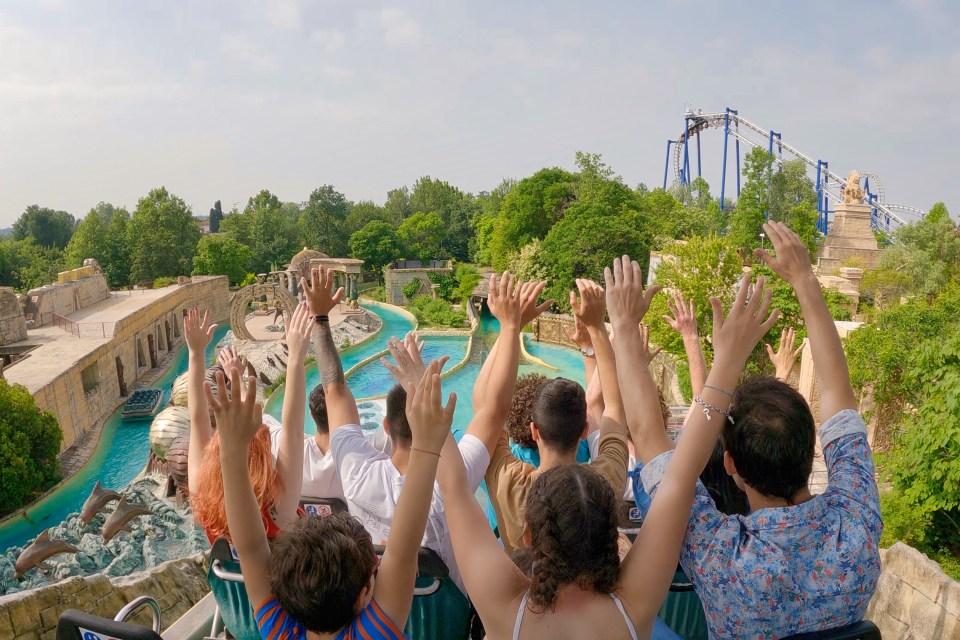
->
xmin=580 ymin=346 xmax=595 ymax=358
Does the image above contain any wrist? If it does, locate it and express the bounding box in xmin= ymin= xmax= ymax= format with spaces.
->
xmin=682 ymin=333 xmax=700 ymax=344
xmin=410 ymin=439 xmax=444 ymax=456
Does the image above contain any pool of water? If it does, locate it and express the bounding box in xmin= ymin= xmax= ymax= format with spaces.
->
xmin=0 ymin=326 xmax=231 ymax=554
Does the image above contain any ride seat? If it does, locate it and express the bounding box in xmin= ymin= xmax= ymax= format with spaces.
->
xmin=781 ymin=621 xmax=882 ymax=640
xmin=208 ymin=537 xmax=260 ymax=640
xmin=372 ymin=544 xmax=472 ymax=640
xmin=298 ymin=495 xmax=349 ymax=517
xmin=56 ymin=597 xmax=162 ymax=640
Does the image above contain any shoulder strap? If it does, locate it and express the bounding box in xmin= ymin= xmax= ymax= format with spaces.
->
xmin=609 ymin=593 xmax=639 ymax=640
xmin=513 ymin=591 xmax=531 ymax=640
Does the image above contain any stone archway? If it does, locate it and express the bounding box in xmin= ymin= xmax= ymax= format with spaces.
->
xmin=229 ymin=282 xmax=299 ymax=341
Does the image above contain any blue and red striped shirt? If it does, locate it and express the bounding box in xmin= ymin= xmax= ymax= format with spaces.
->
xmin=256 ymin=596 xmax=407 ymax=640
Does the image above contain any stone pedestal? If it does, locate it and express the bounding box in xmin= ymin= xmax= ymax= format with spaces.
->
xmin=817 ymin=202 xmax=882 ymax=273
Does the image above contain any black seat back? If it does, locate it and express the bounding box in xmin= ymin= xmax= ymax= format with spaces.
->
xmin=372 ymin=544 xmax=449 ymax=579
xmin=299 ymin=496 xmax=349 ymax=517
xmin=781 ymin=620 xmax=882 ymax=640
xmin=56 ymin=609 xmax=162 ymax=640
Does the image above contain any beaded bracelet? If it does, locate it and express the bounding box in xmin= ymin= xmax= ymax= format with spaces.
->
xmin=693 ymin=395 xmax=734 ymax=424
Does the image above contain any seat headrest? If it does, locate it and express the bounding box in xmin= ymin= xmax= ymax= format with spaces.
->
xmin=299 ymin=496 xmax=349 ymax=517
xmin=372 ymin=544 xmax=449 ymax=579
xmin=56 ymin=609 xmax=162 ymax=640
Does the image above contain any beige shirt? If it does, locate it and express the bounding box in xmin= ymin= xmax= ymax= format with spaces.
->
xmin=484 ymin=427 xmax=629 ymax=554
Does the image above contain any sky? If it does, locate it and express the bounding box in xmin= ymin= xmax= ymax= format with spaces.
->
xmin=0 ymin=0 xmax=957 ymax=227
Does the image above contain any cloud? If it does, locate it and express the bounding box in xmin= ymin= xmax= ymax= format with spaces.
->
xmin=319 ymin=64 xmax=353 ymax=80
xmin=310 ymin=28 xmax=346 ymax=53
xmin=220 ymin=34 xmax=276 ymax=72
xmin=265 ymin=0 xmax=303 ymax=30
xmin=362 ymin=7 xmax=421 ymax=48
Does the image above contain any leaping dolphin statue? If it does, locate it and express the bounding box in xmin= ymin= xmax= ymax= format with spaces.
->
xmin=102 ymin=497 xmax=153 ymax=542
xmin=15 ymin=530 xmax=79 ymax=577
xmin=80 ymin=481 xmax=121 ymax=525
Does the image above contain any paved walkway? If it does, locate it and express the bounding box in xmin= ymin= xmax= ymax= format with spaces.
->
xmin=242 ymin=302 xmax=355 ymax=341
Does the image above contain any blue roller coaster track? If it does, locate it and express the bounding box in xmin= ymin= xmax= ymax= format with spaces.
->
xmin=663 ymin=107 xmax=926 ymax=233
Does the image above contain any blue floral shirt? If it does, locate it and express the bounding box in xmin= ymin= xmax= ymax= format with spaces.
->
xmin=640 ymin=409 xmax=883 ymax=640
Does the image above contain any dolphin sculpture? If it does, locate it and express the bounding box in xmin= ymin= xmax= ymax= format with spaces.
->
xmin=102 ymin=497 xmax=153 ymax=542
xmin=80 ymin=481 xmax=121 ymax=525
xmin=15 ymin=530 xmax=80 ymax=577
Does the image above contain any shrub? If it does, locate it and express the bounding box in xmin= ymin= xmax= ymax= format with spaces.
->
xmin=0 ymin=379 xmax=63 ymax=514
xmin=407 ymin=296 xmax=467 ymax=328
xmin=402 ymin=279 xmax=424 ymax=301
xmin=153 ymin=276 xmax=178 ymax=288
xmin=238 ymin=273 xmax=258 ymax=288
xmin=361 ymin=286 xmax=385 ymax=302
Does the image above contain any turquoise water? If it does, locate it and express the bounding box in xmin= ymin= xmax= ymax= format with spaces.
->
xmin=0 ymin=326 xmax=230 ymax=553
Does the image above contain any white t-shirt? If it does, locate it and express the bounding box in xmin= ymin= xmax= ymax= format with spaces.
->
xmin=330 ymin=424 xmax=490 ymax=594
xmin=265 ymin=415 xmax=390 ymax=503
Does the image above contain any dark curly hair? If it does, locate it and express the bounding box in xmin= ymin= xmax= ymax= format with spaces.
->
xmin=270 ymin=513 xmax=377 ymax=632
xmin=525 ymin=465 xmax=620 ymax=612
xmin=505 ymin=373 xmax=549 ymax=450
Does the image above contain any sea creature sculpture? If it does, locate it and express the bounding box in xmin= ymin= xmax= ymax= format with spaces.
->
xmin=14 ymin=530 xmax=80 ymax=577
xmin=102 ymin=497 xmax=153 ymax=542
xmin=149 ymin=406 xmax=191 ymax=459
xmin=80 ymin=481 xmax=121 ymax=525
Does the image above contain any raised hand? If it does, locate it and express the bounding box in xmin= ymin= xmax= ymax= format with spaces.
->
xmin=754 ymin=221 xmax=815 ymax=287
xmin=766 ymin=326 xmax=803 ymax=382
xmin=564 ymin=317 xmax=593 ymax=350
xmin=604 ymin=255 xmax=662 ymax=330
xmin=710 ymin=274 xmax=780 ymax=369
xmin=205 ymin=369 xmax=262 ymax=453
xmin=518 ymin=280 xmax=553 ymax=327
xmin=285 ymin=301 xmax=315 ymax=361
xmin=664 ymin=290 xmax=698 ymax=340
xmin=381 ymin=332 xmax=449 ymax=388
xmin=217 ymin=346 xmax=247 ymax=377
xmin=570 ymin=279 xmax=606 ymax=329
xmin=405 ymin=360 xmax=457 ymax=455
xmin=486 ymin=273 xmax=522 ymax=331
xmin=184 ymin=308 xmax=218 ymax=352
xmin=638 ymin=324 xmax=663 ymax=364
xmin=300 ymin=266 xmax=344 ymax=317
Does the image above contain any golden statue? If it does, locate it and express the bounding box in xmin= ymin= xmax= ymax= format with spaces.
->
xmin=843 ymin=171 xmax=865 ymax=204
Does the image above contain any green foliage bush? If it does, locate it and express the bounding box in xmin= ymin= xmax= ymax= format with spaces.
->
xmin=362 ymin=286 xmax=385 ymax=302
xmin=238 ymin=273 xmax=258 ymax=288
xmin=153 ymin=276 xmax=178 ymax=288
xmin=402 ymin=279 xmax=425 ymax=300
xmin=0 ymin=380 xmax=63 ymax=514
xmin=407 ymin=296 xmax=466 ymax=328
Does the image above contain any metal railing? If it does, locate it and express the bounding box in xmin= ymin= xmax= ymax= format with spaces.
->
xmin=50 ymin=312 xmax=116 ymax=338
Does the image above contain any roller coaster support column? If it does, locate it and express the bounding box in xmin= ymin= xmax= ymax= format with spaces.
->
xmin=681 ymin=116 xmax=691 ymax=185
xmin=696 ymin=131 xmax=702 ymax=179
xmin=720 ymin=108 xmax=738 ymax=210
xmin=663 ymin=140 xmax=678 ymax=190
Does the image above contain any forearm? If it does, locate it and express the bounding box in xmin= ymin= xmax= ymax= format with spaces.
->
xmin=472 ymin=338 xmax=500 ymax=410
xmin=795 ymin=276 xmax=857 ymax=413
xmin=587 ymin=325 xmax=625 ymax=426
xmin=311 ymin=321 xmax=344 ymax=386
xmin=683 ymin=335 xmax=708 ymax=395
xmin=670 ymin=358 xmax=740 ymax=479
xmin=187 ymin=352 xmax=212 ymax=493
xmin=220 ymin=450 xmax=271 ymax=557
xmin=276 ymin=356 xmax=306 ymax=527
xmin=612 ymin=327 xmax=671 ymax=463
xmin=481 ymin=327 xmax=521 ymax=420
xmin=583 ymin=353 xmax=597 ymax=391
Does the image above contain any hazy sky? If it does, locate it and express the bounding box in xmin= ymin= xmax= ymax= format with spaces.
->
xmin=1 ymin=0 xmax=957 ymax=227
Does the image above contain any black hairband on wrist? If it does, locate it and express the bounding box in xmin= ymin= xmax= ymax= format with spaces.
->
xmin=315 ymin=315 xmax=330 ymax=323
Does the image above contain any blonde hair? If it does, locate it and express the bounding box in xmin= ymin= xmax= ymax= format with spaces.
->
xmin=191 ymin=425 xmax=282 ymax=542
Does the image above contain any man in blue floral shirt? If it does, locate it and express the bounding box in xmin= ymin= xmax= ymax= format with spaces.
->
xmin=630 ymin=222 xmax=882 ymax=640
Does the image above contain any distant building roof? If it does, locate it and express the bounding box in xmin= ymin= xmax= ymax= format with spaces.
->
xmin=288 ymin=248 xmax=330 ymax=275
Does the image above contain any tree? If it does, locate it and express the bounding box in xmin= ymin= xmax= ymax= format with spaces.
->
xmin=102 ymin=209 xmax=132 ymax=288
xmin=473 ymin=179 xmax=515 ymax=265
xmin=409 ymin=176 xmax=480 ymax=262
xmin=64 ymin=208 xmax=108 ymax=269
xmin=349 ymin=221 xmax=402 ymax=282
xmin=539 ymin=202 xmax=650 ymax=311
xmin=128 ymin=187 xmax=201 ymax=283
xmin=878 ymin=203 xmax=960 ymax=298
xmin=384 ymin=186 xmax=413 ymax=222
xmin=12 ymin=205 xmax=76 ymax=249
xmin=767 ymin=159 xmax=820 ymax=255
xmin=298 ymin=185 xmax=350 ymax=256
xmin=729 ymin=147 xmax=774 ymax=254
xmin=64 ymin=203 xmax=132 ymax=288
xmin=397 ymin=211 xmax=445 ymax=263
xmin=231 ymin=189 xmax=298 ymax=274
xmin=0 ymin=238 xmax=66 ymax=292
xmin=192 ymin=235 xmax=253 ymax=286
xmin=0 ymin=379 xmax=62 ymax=514
xmin=209 ymin=200 xmax=224 ymax=233
xmin=485 ymin=168 xmax=576 ymax=270
xmin=344 ymin=200 xmax=393 ymax=238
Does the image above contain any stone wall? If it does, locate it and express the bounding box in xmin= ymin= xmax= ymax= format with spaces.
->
xmin=867 ymin=543 xmax=960 ymax=639
xmin=24 ymin=273 xmax=110 ymax=329
xmin=30 ymin=276 xmax=230 ymax=452
xmin=383 ymin=266 xmax=451 ymax=305
xmin=0 ymin=553 xmax=208 ymax=640
xmin=0 ymin=287 xmax=27 ymax=345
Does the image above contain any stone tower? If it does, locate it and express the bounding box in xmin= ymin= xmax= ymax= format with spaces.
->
xmin=817 ymin=171 xmax=881 ymax=273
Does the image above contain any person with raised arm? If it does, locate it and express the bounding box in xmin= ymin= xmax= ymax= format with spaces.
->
xmin=190 ymin=303 xmax=315 ymax=542
xmin=634 ymin=221 xmax=883 ymax=639
xmin=663 ymin=290 xmax=707 ymax=395
xmin=435 ymin=256 xmax=777 ymax=640
xmin=184 ymin=307 xmax=218 ymax=497
xmin=484 ymin=277 xmax=630 ymax=554
xmin=212 ymin=360 xmax=455 ymax=639
xmin=766 ymin=325 xmax=803 ymax=382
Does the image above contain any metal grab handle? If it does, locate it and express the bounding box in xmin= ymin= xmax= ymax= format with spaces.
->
xmin=114 ymin=595 xmax=162 ymax=633
xmin=211 ymin=559 xmax=246 ymax=583
xmin=412 ymin=579 xmax=442 ymax=596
